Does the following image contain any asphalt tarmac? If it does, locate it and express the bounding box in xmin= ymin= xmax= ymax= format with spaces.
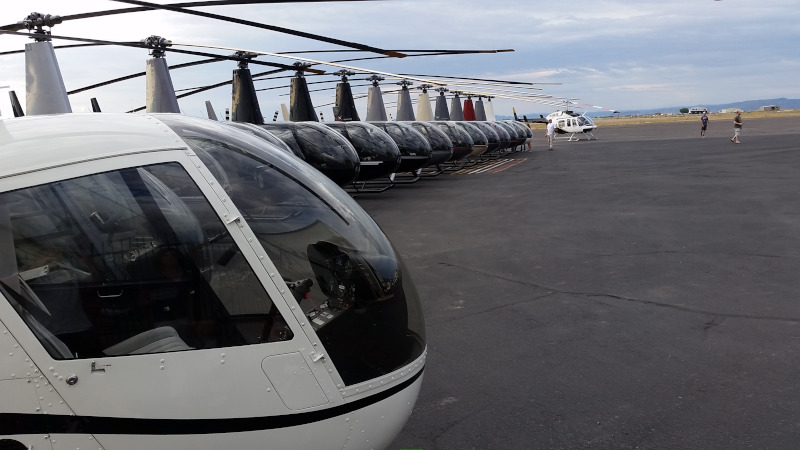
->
xmin=360 ymin=115 xmax=800 ymax=449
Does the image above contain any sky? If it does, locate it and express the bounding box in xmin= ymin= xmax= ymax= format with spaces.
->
xmin=1 ymin=0 xmax=799 ymax=120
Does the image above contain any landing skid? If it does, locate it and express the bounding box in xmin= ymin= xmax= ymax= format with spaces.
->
xmin=557 ymin=131 xmax=597 ymax=141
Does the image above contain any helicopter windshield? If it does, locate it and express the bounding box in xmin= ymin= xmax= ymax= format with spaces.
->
xmin=261 ymin=122 xmax=360 ymax=187
xmin=372 ymin=122 xmax=432 ymax=156
xmin=409 ymin=122 xmax=453 ymax=153
xmin=223 ymin=122 xmax=303 ymax=159
xmin=156 ymin=115 xmax=425 ymax=386
xmin=471 ymin=122 xmax=500 ymax=144
xmin=0 ymin=163 xmax=294 ymax=361
xmin=432 ymin=122 xmax=473 ymax=148
xmin=326 ymin=122 xmax=400 ymax=161
xmin=459 ymin=122 xmax=488 ymax=146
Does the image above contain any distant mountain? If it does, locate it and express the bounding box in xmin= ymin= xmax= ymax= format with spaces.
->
xmin=502 ymin=98 xmax=800 ymax=120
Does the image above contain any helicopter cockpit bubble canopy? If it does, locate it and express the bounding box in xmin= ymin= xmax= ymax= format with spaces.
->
xmin=324 ymin=121 xmax=401 ymax=182
xmin=260 ymin=122 xmax=361 ymax=187
xmin=0 ymin=113 xmax=425 ymax=391
xmin=223 ymin=121 xmax=303 ymax=159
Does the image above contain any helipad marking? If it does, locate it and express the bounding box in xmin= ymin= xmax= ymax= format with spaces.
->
xmin=488 ymin=158 xmax=527 ymax=173
xmin=453 ymin=158 xmax=527 ymax=174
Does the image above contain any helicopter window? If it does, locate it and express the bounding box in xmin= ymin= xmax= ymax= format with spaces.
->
xmin=345 ymin=124 xmax=397 ymax=159
xmin=461 ymin=123 xmax=488 ymax=145
xmin=259 ymin=126 xmax=305 ymax=158
xmin=225 ymin=123 xmax=301 ymax=159
xmin=0 ymin=163 xmax=294 ymax=360
xmin=558 ymin=120 xmax=566 ymax=128
xmin=155 ymin=115 xmax=425 ymax=386
xmin=472 ymin=123 xmax=499 ymax=143
xmin=380 ymin=123 xmax=429 ymax=153
xmin=294 ymin=124 xmax=354 ymax=163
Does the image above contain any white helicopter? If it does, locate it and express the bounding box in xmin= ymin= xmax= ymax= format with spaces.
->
xmin=546 ymin=100 xmax=617 ymax=141
xmin=0 ymin=8 xmax=426 ymax=450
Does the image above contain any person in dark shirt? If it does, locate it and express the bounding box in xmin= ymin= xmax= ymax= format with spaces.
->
xmin=730 ymin=111 xmax=742 ymax=144
xmin=700 ymin=113 xmax=709 ymax=138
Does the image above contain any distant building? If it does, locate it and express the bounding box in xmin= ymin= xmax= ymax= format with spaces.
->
xmin=721 ymin=108 xmax=741 ymax=114
xmin=688 ymin=107 xmax=708 ymax=114
xmin=759 ymin=105 xmax=780 ymax=111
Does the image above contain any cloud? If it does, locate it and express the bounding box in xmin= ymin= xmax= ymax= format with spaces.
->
xmin=1 ymin=0 xmax=799 ymax=118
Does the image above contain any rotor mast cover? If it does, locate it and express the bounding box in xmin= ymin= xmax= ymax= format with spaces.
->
xmin=23 ymin=13 xmax=71 ymax=115
xmin=433 ymin=88 xmax=450 ymax=121
xmin=144 ymin=36 xmax=180 ymax=113
xmin=449 ymin=92 xmax=464 ymax=121
xmin=463 ymin=96 xmax=476 ymax=121
xmin=333 ymin=70 xmax=360 ymax=121
xmin=395 ymin=80 xmax=415 ymax=121
xmin=231 ymin=53 xmax=264 ymax=124
xmin=485 ymin=97 xmax=496 ymax=121
xmin=474 ymin=97 xmax=487 ymax=121
xmin=289 ymin=64 xmax=318 ymax=122
xmin=365 ymin=75 xmax=387 ymax=121
xmin=416 ymin=84 xmax=433 ymax=121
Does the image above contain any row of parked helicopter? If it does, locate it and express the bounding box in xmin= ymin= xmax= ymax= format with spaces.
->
xmin=0 ymin=9 xmax=567 ymax=449
xmin=222 ymin=114 xmax=535 ymax=193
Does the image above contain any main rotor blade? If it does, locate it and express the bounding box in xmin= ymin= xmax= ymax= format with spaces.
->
xmin=276 ymin=48 xmax=515 ymax=55
xmin=128 ymin=66 xmax=289 ymax=112
xmin=0 ymin=29 xmax=325 ymax=75
xmin=328 ymin=50 xmax=514 ymax=65
xmin=171 ymin=42 xmax=446 ymax=86
xmin=0 ymin=42 xmax=116 ymax=56
xmin=445 ymin=83 xmax=548 ymax=95
xmin=398 ymin=73 xmax=561 ymax=86
xmin=68 ymin=58 xmax=224 ymax=95
xmin=0 ymin=1 xmax=383 ymax=31
xmin=276 ymin=82 xmax=373 ymax=95
xmin=166 ymin=67 xmax=288 ymax=103
xmin=108 ymin=0 xmax=407 ymax=58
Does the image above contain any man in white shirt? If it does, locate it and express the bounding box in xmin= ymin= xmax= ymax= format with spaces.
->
xmin=546 ymin=119 xmax=556 ymax=150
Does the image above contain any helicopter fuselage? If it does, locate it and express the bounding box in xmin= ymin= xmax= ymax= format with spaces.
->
xmin=0 ymin=113 xmax=425 ymax=450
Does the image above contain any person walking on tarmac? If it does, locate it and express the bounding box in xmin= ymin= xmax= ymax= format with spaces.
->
xmin=546 ymin=119 xmax=556 ymax=150
xmin=731 ymin=111 xmax=743 ymax=144
xmin=700 ymin=112 xmax=709 ymax=138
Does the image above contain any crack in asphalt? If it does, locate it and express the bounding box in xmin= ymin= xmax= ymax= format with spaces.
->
xmin=579 ymin=250 xmax=798 ymax=260
xmin=439 ymin=261 xmax=800 ymax=324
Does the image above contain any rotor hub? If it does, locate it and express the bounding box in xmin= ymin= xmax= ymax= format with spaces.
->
xmin=19 ymin=12 xmax=62 ymax=42
xmin=396 ymin=79 xmax=413 ymax=90
xmin=142 ymin=35 xmax=172 ymax=58
xmin=366 ymin=75 xmax=384 ymax=87
xmin=232 ymin=51 xmax=258 ymax=69
xmin=333 ymin=69 xmax=356 ymax=83
xmin=293 ymin=62 xmax=312 ymax=77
